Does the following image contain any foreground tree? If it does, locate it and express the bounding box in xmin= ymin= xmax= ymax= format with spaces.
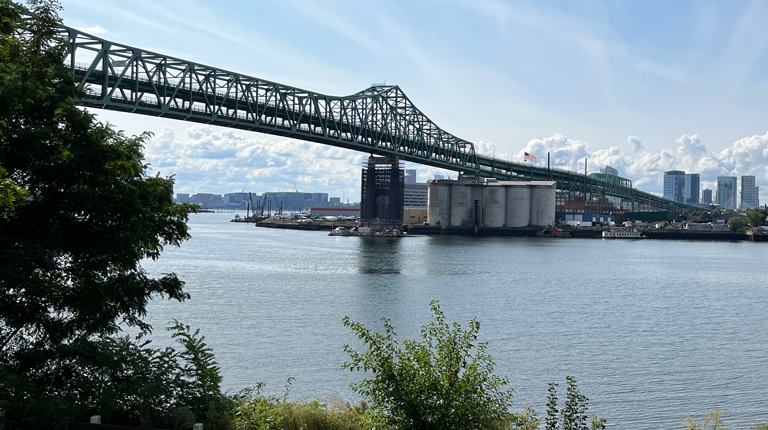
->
xmin=0 ymin=1 xmax=206 ymax=427
xmin=342 ymin=301 xmax=515 ymax=430
xmin=0 ymin=0 xmax=192 ymax=352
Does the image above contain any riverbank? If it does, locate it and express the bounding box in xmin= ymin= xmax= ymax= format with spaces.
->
xmin=255 ymin=219 xmax=358 ymax=231
xmin=252 ymin=219 xmax=768 ymax=242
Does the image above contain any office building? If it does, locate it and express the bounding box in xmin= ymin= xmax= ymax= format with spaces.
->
xmin=684 ymin=173 xmax=700 ymax=204
xmin=701 ymin=188 xmax=712 ymax=205
xmin=741 ymin=175 xmax=759 ymax=209
xmin=601 ymin=165 xmax=619 ymax=176
xmin=404 ymin=182 xmax=428 ymax=208
xmin=663 ymin=170 xmax=686 ymax=203
xmin=717 ymin=176 xmax=737 ymax=210
xmin=405 ymin=169 xmax=417 ymax=183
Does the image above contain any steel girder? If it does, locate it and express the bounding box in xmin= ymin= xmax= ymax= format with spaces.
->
xmin=56 ymin=25 xmax=479 ymax=175
xmin=52 ymin=22 xmax=697 ymax=213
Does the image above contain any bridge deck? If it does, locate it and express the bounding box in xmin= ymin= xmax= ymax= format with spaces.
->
xmin=53 ymin=23 xmax=698 ymax=212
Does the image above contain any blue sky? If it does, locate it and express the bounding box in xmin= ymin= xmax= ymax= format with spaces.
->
xmin=59 ymin=0 xmax=768 ymax=203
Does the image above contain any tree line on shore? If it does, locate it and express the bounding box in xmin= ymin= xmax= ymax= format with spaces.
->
xmin=2 ymin=1 xmax=768 ymax=429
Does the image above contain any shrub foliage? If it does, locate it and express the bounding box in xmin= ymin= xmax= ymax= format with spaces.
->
xmin=342 ymin=300 xmax=514 ymax=430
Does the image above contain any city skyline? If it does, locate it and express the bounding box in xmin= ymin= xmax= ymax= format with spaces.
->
xmin=59 ymin=0 xmax=768 ymax=203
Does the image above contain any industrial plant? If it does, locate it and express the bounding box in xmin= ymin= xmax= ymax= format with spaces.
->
xmin=427 ymin=178 xmax=556 ymax=228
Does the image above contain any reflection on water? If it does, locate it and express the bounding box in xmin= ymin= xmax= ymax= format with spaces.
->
xmin=356 ymin=237 xmax=403 ymax=274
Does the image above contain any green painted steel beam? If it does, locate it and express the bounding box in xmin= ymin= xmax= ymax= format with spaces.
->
xmin=51 ymin=21 xmax=699 ymax=213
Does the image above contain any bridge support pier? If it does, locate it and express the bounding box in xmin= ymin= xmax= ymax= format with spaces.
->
xmin=360 ymin=155 xmax=404 ymax=233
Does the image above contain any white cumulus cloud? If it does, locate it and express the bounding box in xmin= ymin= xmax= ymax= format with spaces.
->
xmin=518 ymin=131 xmax=768 ymax=202
xmin=142 ymin=124 xmax=768 ymax=206
xmin=143 ymin=125 xmax=366 ymax=200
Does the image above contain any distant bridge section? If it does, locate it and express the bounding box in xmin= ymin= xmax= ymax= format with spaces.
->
xmin=54 ymin=22 xmax=698 ymax=212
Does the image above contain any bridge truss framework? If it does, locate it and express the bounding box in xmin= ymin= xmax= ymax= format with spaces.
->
xmin=53 ymin=22 xmax=698 ymax=213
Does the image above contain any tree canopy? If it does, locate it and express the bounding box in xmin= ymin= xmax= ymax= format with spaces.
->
xmin=0 ymin=0 xmax=194 ymax=348
xmin=0 ymin=1 xmax=203 ymax=427
xmin=745 ymin=208 xmax=768 ymax=227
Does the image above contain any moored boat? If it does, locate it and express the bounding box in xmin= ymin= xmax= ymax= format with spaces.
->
xmin=602 ymin=229 xmax=644 ymax=239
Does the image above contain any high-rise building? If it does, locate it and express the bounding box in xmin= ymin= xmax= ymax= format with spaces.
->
xmin=663 ymin=170 xmax=686 ymax=203
xmin=684 ymin=173 xmax=700 ymax=204
xmin=741 ymin=175 xmax=759 ymax=209
xmin=405 ymin=169 xmax=417 ymax=183
xmin=601 ymin=165 xmax=619 ymax=176
xmin=701 ymin=188 xmax=712 ymax=205
xmin=717 ymin=176 xmax=737 ymax=209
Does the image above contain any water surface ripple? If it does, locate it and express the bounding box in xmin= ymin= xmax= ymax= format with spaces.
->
xmin=141 ymin=213 xmax=768 ymax=429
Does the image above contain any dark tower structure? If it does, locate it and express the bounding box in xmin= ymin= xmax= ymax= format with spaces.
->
xmin=361 ymin=155 xmax=404 ymax=231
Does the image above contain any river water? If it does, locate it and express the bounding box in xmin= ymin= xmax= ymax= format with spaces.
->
xmin=141 ymin=212 xmax=768 ymax=429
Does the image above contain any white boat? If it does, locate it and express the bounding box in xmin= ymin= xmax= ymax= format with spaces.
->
xmin=602 ymin=229 xmax=643 ymax=239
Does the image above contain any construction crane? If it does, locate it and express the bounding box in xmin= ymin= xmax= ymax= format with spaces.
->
xmin=293 ymin=181 xmax=299 ymax=193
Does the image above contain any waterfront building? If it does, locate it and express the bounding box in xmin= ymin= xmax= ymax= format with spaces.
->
xmin=741 ymin=175 xmax=759 ymax=209
xmin=557 ymin=211 xmax=615 ymax=227
xmin=717 ymin=176 xmax=737 ymax=209
xmin=175 ymin=193 xmax=190 ymax=203
xmin=191 ymin=193 xmax=224 ymax=208
xmin=404 ymin=182 xmax=428 ymax=208
xmin=329 ymin=197 xmax=341 ymax=205
xmin=685 ymin=173 xmax=700 ymax=204
xmin=663 ymin=170 xmax=686 ymax=203
xmin=312 ymin=192 xmax=329 ymax=203
xmin=253 ymin=192 xmax=330 ymax=211
xmin=403 ymin=208 xmax=427 ymax=224
xmin=701 ymin=188 xmax=712 ymax=205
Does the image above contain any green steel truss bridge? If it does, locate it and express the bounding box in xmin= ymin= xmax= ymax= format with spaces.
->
xmin=55 ymin=22 xmax=697 ymax=212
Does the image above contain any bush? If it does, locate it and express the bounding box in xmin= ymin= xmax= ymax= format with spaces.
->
xmin=544 ymin=376 xmax=605 ymax=430
xmin=676 ymin=409 xmax=726 ymax=430
xmin=0 ymin=322 xmax=234 ymax=429
xmin=342 ymin=300 xmax=514 ymax=430
xmin=233 ymin=385 xmax=364 ymax=430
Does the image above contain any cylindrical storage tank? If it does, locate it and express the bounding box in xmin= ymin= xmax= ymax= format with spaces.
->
xmin=427 ymin=181 xmax=452 ymax=226
xmin=505 ymin=185 xmax=531 ymax=227
xmin=530 ymin=184 xmax=556 ymax=226
xmin=449 ymin=183 xmax=473 ymax=227
xmin=482 ymin=186 xmax=506 ymax=227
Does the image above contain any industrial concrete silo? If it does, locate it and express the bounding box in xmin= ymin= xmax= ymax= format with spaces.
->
xmin=482 ymin=185 xmax=506 ymax=227
xmin=449 ymin=183 xmax=473 ymax=226
xmin=530 ymin=183 xmax=556 ymax=226
xmin=505 ymin=184 xmax=531 ymax=227
xmin=427 ymin=181 xmax=452 ymax=226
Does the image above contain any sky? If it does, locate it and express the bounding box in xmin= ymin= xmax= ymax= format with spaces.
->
xmin=58 ymin=0 xmax=768 ymax=203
